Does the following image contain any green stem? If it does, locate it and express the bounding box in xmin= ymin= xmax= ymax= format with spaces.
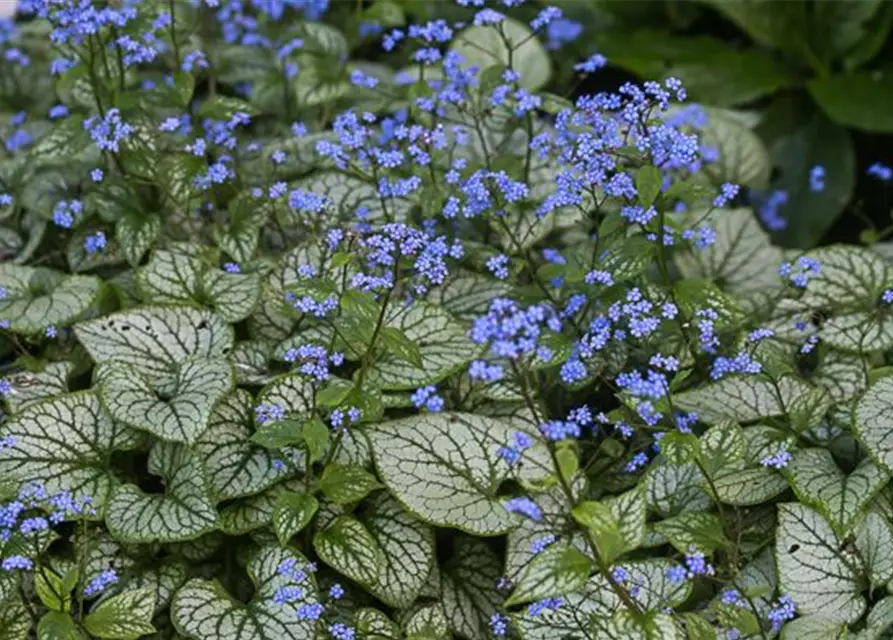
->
xmin=168 ymin=0 xmax=181 ymax=70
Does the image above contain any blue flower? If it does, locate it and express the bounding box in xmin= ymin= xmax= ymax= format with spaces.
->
xmin=768 ymin=595 xmax=796 ymax=631
xmin=486 ymin=254 xmax=509 ymax=280
xmin=83 ymin=109 xmax=133 ymax=153
xmin=868 ymin=162 xmax=892 ymax=181
xmin=48 ymin=104 xmax=69 ymax=120
xmin=1 ymin=555 xmax=33 ymax=572
xmin=504 ymin=496 xmax=543 ymax=521
xmin=546 ymin=18 xmax=581 ymax=49
xmin=83 ymin=569 xmax=118 ymax=597
xmin=489 ymin=613 xmax=509 ymax=637
xmin=84 ymin=231 xmax=107 ymax=254
xmin=411 ymin=385 xmax=444 ymax=412
xmin=809 ymin=165 xmax=825 ymax=192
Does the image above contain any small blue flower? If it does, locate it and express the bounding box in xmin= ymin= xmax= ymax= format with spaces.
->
xmin=1 ymin=555 xmax=33 ymax=572
xmin=768 ymin=595 xmax=796 ymax=631
xmin=808 ymin=165 xmax=825 ymax=192
xmin=83 ymin=569 xmax=118 ymax=597
xmin=84 ymin=231 xmax=107 ymax=254
xmin=868 ymin=162 xmax=892 ymax=181
xmin=574 ymin=52 xmax=607 ymax=73
xmin=410 ymin=385 xmax=444 ymax=412
xmin=489 ymin=613 xmax=509 ymax=637
xmin=504 ymin=496 xmax=543 ymax=521
xmin=48 ymin=104 xmax=69 ymax=120
xmin=328 ymin=583 xmax=344 ymax=600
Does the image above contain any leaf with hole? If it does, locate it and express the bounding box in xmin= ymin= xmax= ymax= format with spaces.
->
xmin=775 ymin=503 xmax=865 ymax=623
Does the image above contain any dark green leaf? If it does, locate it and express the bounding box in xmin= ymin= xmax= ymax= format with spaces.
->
xmin=319 ymin=464 xmax=383 ymax=505
xmin=37 ymin=612 xmax=80 ymax=640
xmin=379 ymin=327 xmax=423 ymax=370
xmin=635 ymin=165 xmax=661 ymax=208
xmin=250 ymin=419 xmax=305 ymax=449
xmin=272 ymin=492 xmax=319 ymax=546
xmin=303 ymin=416 xmax=330 ymax=463
xmin=808 ymin=72 xmax=893 ymax=133
xmin=757 ymin=96 xmax=855 ymax=248
xmin=316 ymin=379 xmax=355 ymax=407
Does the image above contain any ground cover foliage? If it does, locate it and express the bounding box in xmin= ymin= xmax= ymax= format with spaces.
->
xmin=1 ymin=1 xmax=893 ymax=639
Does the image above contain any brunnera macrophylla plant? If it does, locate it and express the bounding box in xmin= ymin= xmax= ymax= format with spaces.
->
xmin=1 ymin=1 xmax=893 ymax=640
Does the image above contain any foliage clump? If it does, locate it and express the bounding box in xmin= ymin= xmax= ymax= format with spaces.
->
xmin=1 ymin=1 xmax=893 ymax=639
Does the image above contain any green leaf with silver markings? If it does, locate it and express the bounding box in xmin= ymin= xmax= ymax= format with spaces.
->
xmin=75 ymin=306 xmax=233 ymax=384
xmin=783 ymin=448 xmax=888 ymax=537
xmin=0 ymin=392 xmax=139 ymax=512
xmin=799 ymin=246 xmax=892 ymax=310
xmin=450 ymin=17 xmax=550 ymax=92
xmin=320 ymin=464 xmax=383 ymax=505
xmin=673 ymin=374 xmax=828 ymax=425
xmin=218 ymin=483 xmax=298 ymax=536
xmin=136 ymin=250 xmax=201 ymax=306
xmin=0 ymin=264 xmax=100 ymax=333
xmin=428 ymin=270 xmax=512 ymax=323
xmin=97 ymin=359 xmax=232 ymax=445
xmin=858 ymin=596 xmax=893 ymax=640
xmin=441 ymin=536 xmax=502 ymax=640
xmin=106 ymin=442 xmax=218 ymax=544
xmin=256 ymin=372 xmax=315 ymax=421
xmin=0 ymin=599 xmax=30 ymax=640
xmin=776 ymin=503 xmax=865 ymax=623
xmin=653 ymin=512 xmax=727 ymax=554
xmin=712 ymin=462 xmax=789 ymax=506
xmin=137 ymin=249 xmax=262 ymax=323
xmin=83 ymin=588 xmax=156 ymax=639
xmin=355 ymin=607 xmax=400 ymax=640
xmin=675 ymin=207 xmax=782 ymax=295
xmin=820 ymin=311 xmax=893 ymax=353
xmin=855 ymin=511 xmax=893 ymax=589
xmin=196 ymin=389 xmax=289 ymax=501
xmin=854 ymin=377 xmax=893 ymax=474
xmin=36 ymin=612 xmax=80 ymax=640
xmin=116 ymin=558 xmax=190 ymax=615
xmin=367 ymin=412 xmax=548 ymax=535
xmin=780 ymin=616 xmax=847 ymax=640
xmin=314 ymin=515 xmax=384 ymax=588
xmin=2 ymin=361 xmax=73 ymax=414
xmin=272 ymin=492 xmax=319 ymax=546
xmin=402 ymin=601 xmax=450 ymax=640
xmin=365 ymin=302 xmax=475 ymax=390
xmin=700 ymin=107 xmax=771 ymax=189
xmin=505 ymin=544 xmax=592 ymax=607
xmin=116 ymin=212 xmax=161 ymax=267
xmin=171 ymin=546 xmax=320 ymax=640
xmin=698 ymin=420 xmax=746 ymax=477
xmin=365 ymin=492 xmax=435 ymax=609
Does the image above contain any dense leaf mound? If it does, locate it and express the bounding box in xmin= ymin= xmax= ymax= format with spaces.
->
xmin=1 ymin=1 xmax=893 ymax=639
